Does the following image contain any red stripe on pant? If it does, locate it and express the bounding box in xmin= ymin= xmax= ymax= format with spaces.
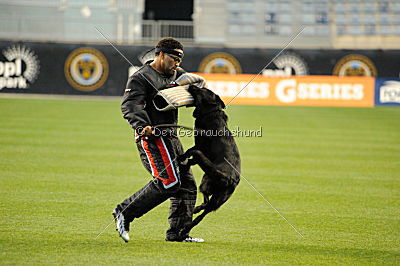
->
xmin=141 ymin=140 xmax=160 ymax=178
xmin=155 ymin=138 xmax=177 ymax=187
xmin=141 ymin=137 xmax=178 ymax=188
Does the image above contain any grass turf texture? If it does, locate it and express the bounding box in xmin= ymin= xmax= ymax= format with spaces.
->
xmin=1 ymin=97 xmax=399 ymax=265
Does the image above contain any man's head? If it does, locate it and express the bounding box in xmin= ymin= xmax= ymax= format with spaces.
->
xmin=153 ymin=37 xmax=184 ymax=76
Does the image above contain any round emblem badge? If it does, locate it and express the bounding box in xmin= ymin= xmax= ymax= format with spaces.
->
xmin=198 ymin=52 xmax=242 ymax=74
xmin=273 ymin=52 xmax=308 ymax=75
xmin=64 ymin=47 xmax=109 ymax=91
xmin=333 ymin=54 xmax=377 ymax=77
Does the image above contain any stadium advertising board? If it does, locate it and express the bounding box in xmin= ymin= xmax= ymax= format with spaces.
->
xmin=0 ymin=44 xmax=40 ymax=91
xmin=0 ymin=40 xmax=125 ymax=95
xmin=374 ymin=78 xmax=400 ymax=106
xmin=199 ymin=74 xmax=375 ymax=107
xmin=0 ymin=41 xmax=397 ymax=108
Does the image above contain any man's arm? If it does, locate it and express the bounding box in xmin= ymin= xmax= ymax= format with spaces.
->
xmin=121 ymin=77 xmax=152 ymax=133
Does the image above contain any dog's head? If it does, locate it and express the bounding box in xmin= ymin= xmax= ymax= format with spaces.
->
xmin=188 ymin=85 xmax=225 ymax=117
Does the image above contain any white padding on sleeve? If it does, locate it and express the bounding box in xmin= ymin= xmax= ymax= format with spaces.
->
xmin=153 ymin=85 xmax=194 ymax=111
xmin=175 ymin=73 xmax=207 ymax=88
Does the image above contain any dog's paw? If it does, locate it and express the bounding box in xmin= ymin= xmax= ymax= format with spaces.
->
xmin=193 ymin=202 xmax=207 ymax=213
xmin=193 ymin=206 xmax=202 ymax=214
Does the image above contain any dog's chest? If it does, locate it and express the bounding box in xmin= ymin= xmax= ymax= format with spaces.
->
xmin=195 ymin=130 xmax=236 ymax=160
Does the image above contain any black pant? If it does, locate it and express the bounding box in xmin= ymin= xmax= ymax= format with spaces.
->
xmin=116 ymin=134 xmax=197 ymax=240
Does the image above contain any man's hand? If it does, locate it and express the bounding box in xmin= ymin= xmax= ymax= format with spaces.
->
xmin=140 ymin=126 xmax=154 ymax=136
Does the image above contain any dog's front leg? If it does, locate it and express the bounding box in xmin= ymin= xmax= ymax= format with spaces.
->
xmin=178 ymin=146 xmax=198 ymax=163
xmin=189 ymin=150 xmax=229 ymax=181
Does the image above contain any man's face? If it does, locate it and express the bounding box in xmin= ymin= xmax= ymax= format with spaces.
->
xmin=160 ymin=49 xmax=183 ymax=76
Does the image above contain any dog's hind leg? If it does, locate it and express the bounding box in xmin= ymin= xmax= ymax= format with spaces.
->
xmin=193 ymin=194 xmax=209 ymax=214
xmin=206 ymin=192 xmax=233 ymax=212
xmin=180 ymin=192 xmax=233 ymax=238
xmin=180 ymin=209 xmax=211 ymax=238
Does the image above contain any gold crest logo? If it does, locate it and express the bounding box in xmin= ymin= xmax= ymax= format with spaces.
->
xmin=64 ymin=47 xmax=109 ymax=91
xmin=198 ymin=52 xmax=242 ymax=74
xmin=333 ymin=54 xmax=377 ymax=77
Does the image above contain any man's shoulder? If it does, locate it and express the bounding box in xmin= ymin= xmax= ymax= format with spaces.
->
xmin=130 ymin=64 xmax=152 ymax=79
xmin=128 ymin=65 xmax=157 ymax=86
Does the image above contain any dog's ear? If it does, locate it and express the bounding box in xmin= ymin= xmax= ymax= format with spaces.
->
xmin=215 ymin=94 xmax=226 ymax=109
xmin=188 ymin=85 xmax=201 ymax=105
xmin=188 ymin=85 xmax=201 ymax=94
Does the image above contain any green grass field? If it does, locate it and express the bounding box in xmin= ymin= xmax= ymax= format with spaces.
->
xmin=1 ymin=96 xmax=399 ymax=265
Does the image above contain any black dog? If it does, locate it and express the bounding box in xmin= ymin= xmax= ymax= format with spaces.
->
xmin=179 ymin=86 xmax=241 ymax=237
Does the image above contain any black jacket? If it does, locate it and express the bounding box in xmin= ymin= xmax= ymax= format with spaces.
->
xmin=121 ymin=64 xmax=185 ymax=131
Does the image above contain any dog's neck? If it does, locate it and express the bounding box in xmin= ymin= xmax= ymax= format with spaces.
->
xmin=194 ymin=106 xmax=218 ymax=117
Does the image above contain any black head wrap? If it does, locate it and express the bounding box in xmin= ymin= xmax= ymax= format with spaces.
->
xmin=155 ymin=47 xmax=184 ymax=58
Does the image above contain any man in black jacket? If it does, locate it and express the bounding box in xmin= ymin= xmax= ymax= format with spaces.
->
xmin=113 ymin=38 xmax=203 ymax=243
